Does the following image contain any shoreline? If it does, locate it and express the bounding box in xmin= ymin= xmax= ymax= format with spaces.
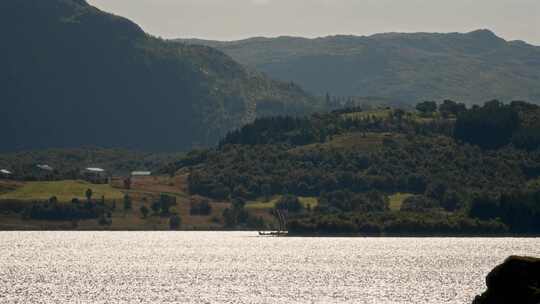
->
xmin=0 ymin=225 xmax=539 ymax=237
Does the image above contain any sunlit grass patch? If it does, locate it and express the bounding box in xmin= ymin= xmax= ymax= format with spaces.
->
xmin=291 ymin=132 xmax=401 ymax=154
xmin=246 ymin=196 xmax=318 ymax=210
xmin=388 ymin=192 xmax=414 ymax=211
xmin=0 ymin=180 xmax=124 ymax=202
xmin=342 ymin=109 xmax=393 ymax=120
xmin=246 ymin=196 xmax=281 ymax=209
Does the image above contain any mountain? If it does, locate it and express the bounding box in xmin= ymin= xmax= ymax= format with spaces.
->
xmin=0 ymin=0 xmax=315 ymax=152
xmin=181 ymin=30 xmax=540 ymax=104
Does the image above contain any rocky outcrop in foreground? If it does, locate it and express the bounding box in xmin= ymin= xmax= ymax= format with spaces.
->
xmin=473 ymin=256 xmax=540 ymax=304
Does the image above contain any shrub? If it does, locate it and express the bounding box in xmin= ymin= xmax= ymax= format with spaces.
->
xmin=190 ymin=199 xmax=212 ymax=216
xmin=169 ymin=214 xmax=181 ymax=230
xmin=454 ymin=101 xmax=519 ymax=149
xmin=140 ymin=205 xmax=149 ymax=218
xmin=275 ymin=195 xmax=303 ymax=213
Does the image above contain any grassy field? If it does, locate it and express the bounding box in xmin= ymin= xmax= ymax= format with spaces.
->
xmin=342 ymin=108 xmax=452 ymax=125
xmin=246 ymin=196 xmax=318 ymax=210
xmin=0 ymin=180 xmax=124 ymax=202
xmin=0 ymin=176 xmax=238 ymax=230
xmin=388 ymin=192 xmax=414 ymax=211
xmin=0 ymin=180 xmax=23 ymax=195
xmin=342 ymin=109 xmax=393 ymax=120
xmin=0 ymin=177 xmax=419 ymax=230
xmin=0 ymin=176 xmax=312 ymax=230
xmin=291 ymin=132 xmax=402 ymax=154
xmin=248 ymin=193 xmax=412 ymax=212
xmin=112 ymin=175 xmax=229 ymax=228
xmin=112 ymin=175 xmax=189 ymax=196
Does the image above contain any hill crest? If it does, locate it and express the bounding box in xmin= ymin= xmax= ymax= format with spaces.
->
xmin=180 ymin=30 xmax=540 ymax=104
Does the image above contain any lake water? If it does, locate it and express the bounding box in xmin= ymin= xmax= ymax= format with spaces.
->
xmin=0 ymin=232 xmax=539 ymax=304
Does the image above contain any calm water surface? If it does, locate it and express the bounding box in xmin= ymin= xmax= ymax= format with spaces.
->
xmin=0 ymin=232 xmax=539 ymax=303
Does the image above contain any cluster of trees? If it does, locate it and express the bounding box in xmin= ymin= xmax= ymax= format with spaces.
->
xmin=140 ymin=194 xmax=182 ymax=229
xmin=139 ymin=193 xmax=182 ymax=230
xmin=318 ymin=191 xmax=388 ymax=213
xmin=222 ymin=198 xmax=264 ymax=229
xmin=454 ymin=100 xmax=540 ymax=150
xmin=416 ymin=100 xmax=467 ymax=117
xmin=10 ymin=188 xmax=184 ymax=229
xmin=454 ymin=100 xmax=520 ymax=149
xmin=21 ymin=195 xmax=106 ymax=222
xmin=175 ymin=100 xmax=540 ymax=234
xmin=190 ymin=198 xmax=212 ymax=216
xmin=469 ymin=190 xmax=540 ymax=234
xmin=0 ymin=158 xmax=195 ymax=229
xmin=288 ymin=212 xmax=508 ymax=235
xmin=219 ymin=117 xmax=318 ymax=146
xmin=187 ymin=135 xmax=533 ymax=203
xmin=147 ymin=194 xmax=177 ymax=217
xmin=275 ymin=195 xmax=304 ymax=213
xmin=215 ymin=108 xmax=454 ymax=149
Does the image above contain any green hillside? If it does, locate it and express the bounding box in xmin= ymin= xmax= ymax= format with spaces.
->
xmin=0 ymin=0 xmax=315 ymax=152
xmin=182 ymin=30 xmax=540 ymax=104
xmin=168 ymin=100 xmax=540 ymax=235
xmin=3 ymin=101 xmax=540 ymax=233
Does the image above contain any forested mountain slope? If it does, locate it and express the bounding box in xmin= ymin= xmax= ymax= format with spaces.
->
xmin=0 ymin=0 xmax=315 ymax=152
xmin=182 ymin=30 xmax=540 ymax=104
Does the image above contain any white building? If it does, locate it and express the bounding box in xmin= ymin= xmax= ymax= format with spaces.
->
xmin=34 ymin=164 xmax=54 ymax=180
xmin=131 ymin=171 xmax=152 ymax=177
xmin=83 ymin=167 xmax=107 ymax=184
xmin=36 ymin=164 xmax=54 ymax=171
xmin=0 ymin=169 xmax=12 ymax=176
xmin=85 ymin=167 xmax=105 ymax=174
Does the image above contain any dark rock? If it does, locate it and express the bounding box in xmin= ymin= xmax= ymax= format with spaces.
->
xmin=473 ymin=256 xmax=540 ymax=304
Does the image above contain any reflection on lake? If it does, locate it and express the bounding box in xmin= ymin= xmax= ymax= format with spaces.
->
xmin=0 ymin=232 xmax=539 ymax=303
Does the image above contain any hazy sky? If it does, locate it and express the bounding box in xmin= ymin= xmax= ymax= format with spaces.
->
xmin=88 ymin=0 xmax=540 ymax=45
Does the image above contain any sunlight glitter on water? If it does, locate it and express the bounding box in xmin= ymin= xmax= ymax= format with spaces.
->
xmin=0 ymin=232 xmax=539 ymax=304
